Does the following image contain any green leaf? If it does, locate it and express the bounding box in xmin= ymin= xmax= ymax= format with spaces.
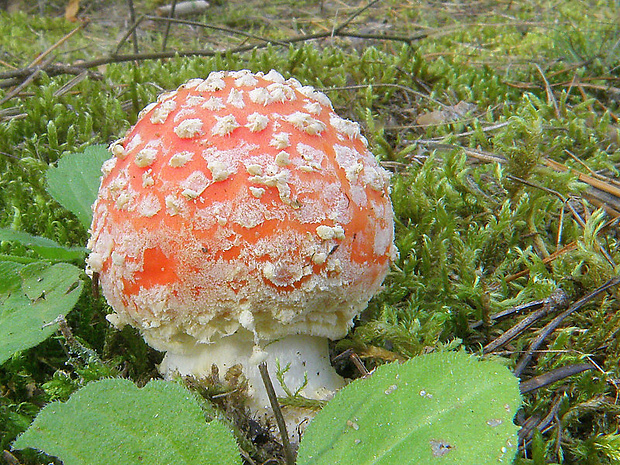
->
xmin=0 ymin=261 xmax=23 ymax=293
xmin=0 ymin=262 xmax=84 ymax=365
xmin=0 ymin=228 xmax=88 ymax=262
xmin=297 ymin=351 xmax=521 ymax=465
xmin=46 ymin=144 xmax=110 ymax=229
xmin=13 ymin=378 xmax=241 ymax=465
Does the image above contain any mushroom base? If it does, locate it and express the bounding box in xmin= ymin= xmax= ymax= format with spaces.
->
xmin=159 ymin=331 xmax=344 ymax=443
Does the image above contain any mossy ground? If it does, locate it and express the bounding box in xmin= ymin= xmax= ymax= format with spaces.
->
xmin=1 ymin=0 xmax=620 ymax=463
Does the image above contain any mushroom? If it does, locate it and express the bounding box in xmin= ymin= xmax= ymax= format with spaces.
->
xmin=87 ymin=69 xmax=398 ymax=439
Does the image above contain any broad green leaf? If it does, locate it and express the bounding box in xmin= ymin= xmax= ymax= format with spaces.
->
xmin=0 ymin=228 xmax=87 ymax=262
xmin=0 ymin=262 xmax=84 ymax=365
xmin=0 ymin=261 xmax=23 ymax=293
xmin=46 ymin=144 xmax=110 ymax=229
xmin=297 ymin=351 xmax=521 ymax=465
xmin=13 ymin=378 xmax=241 ymax=465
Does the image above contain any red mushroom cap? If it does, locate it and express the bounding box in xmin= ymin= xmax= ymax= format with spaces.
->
xmin=87 ymin=70 xmax=397 ymax=352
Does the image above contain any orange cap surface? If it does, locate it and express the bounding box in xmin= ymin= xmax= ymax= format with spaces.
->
xmin=87 ymin=70 xmax=397 ymax=352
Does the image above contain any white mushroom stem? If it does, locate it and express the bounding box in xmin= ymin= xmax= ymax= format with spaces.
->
xmin=158 ymin=330 xmax=344 ymax=442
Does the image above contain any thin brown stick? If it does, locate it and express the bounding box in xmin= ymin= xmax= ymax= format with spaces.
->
xmin=332 ymin=348 xmax=370 ymax=377
xmin=585 ymin=193 xmax=620 ymax=218
xmin=534 ymin=63 xmax=560 ymax=119
xmin=504 ymin=241 xmax=577 ymax=284
xmin=1 ymin=450 xmax=21 ymax=465
xmin=507 ymin=175 xmax=588 ymax=229
xmin=504 ymin=218 xmax=619 ymax=283
xmin=413 ymin=122 xmax=510 ymax=144
xmin=482 ymin=289 xmax=568 ymax=354
xmin=470 ymin=297 xmax=553 ymax=330
xmin=545 ymin=158 xmax=620 ymax=198
xmin=518 ymin=393 xmax=565 ymax=447
xmin=508 ymin=175 xmax=610 ymax=264
xmin=349 ymin=351 xmax=370 ymax=377
xmin=0 ymin=63 xmax=92 ymax=82
xmin=0 ymin=29 xmax=422 ymax=90
xmin=57 ymin=316 xmax=100 ymax=361
xmin=161 ymin=0 xmax=179 ymax=51
xmin=0 ymin=17 xmax=427 ymax=93
xmin=519 ymin=363 xmax=595 ymax=394
xmin=507 ymin=75 xmax=620 ymax=89
xmin=52 ymin=71 xmax=90 ymax=98
xmin=0 ymin=55 xmax=55 ymax=105
xmin=514 ymin=276 xmax=620 ymax=377
xmin=127 ymin=0 xmax=140 ymax=54
xmin=113 ymin=14 xmax=146 ymax=55
xmin=482 ymin=289 xmax=569 ymax=354
xmin=145 ymin=15 xmax=290 ymax=47
xmin=328 ymin=83 xmax=448 ymax=108
xmin=258 ymin=363 xmax=295 ymax=465
xmin=415 ymin=140 xmax=620 ymax=219
xmin=27 ymin=22 xmax=87 ymax=69
xmin=332 ymin=0 xmax=381 ymax=34
xmin=556 ymin=200 xmax=565 ymax=247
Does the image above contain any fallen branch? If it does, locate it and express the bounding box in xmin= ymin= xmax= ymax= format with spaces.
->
xmin=513 ymin=276 xmax=620 ymax=377
xmin=481 ymin=289 xmax=570 ymax=354
xmin=519 ymin=362 xmax=595 ymax=394
xmin=0 ymin=0 xmax=426 ymax=94
xmin=518 ymin=392 xmax=565 ymax=448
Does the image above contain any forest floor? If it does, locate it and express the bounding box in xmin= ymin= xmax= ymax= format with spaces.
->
xmin=1 ymin=1 xmax=620 ymax=464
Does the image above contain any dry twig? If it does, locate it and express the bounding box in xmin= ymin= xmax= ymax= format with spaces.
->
xmin=514 ymin=276 xmax=620 ymax=377
xmin=258 ymin=363 xmax=295 ymax=465
xmin=161 ymin=0 xmax=179 ymax=51
xmin=519 ymin=363 xmax=595 ymax=394
xmin=481 ymin=289 xmax=570 ymax=354
xmin=0 ymin=15 xmax=425 ymax=96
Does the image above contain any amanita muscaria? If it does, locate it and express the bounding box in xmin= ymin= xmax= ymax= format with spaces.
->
xmin=87 ymin=69 xmax=397 ymax=436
